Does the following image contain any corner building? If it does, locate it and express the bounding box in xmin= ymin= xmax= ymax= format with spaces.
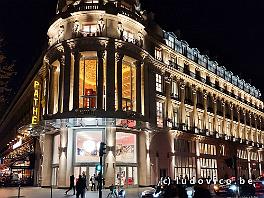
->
xmin=1 ymin=0 xmax=264 ymax=188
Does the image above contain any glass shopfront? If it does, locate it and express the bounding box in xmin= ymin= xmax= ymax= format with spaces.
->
xmin=75 ymin=130 xmax=103 ymax=163
xmin=115 ymin=132 xmax=138 ymax=186
xmin=115 ymin=166 xmax=138 ymax=186
xmin=116 ymin=132 xmax=137 ymax=163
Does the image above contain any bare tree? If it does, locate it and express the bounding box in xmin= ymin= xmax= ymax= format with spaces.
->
xmin=0 ymin=35 xmax=16 ymax=115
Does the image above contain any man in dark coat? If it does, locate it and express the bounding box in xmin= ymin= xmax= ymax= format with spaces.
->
xmin=65 ymin=175 xmax=75 ymax=195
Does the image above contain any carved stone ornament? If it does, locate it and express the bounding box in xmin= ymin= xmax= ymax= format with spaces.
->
xmin=179 ymin=79 xmax=186 ymax=90
xmin=192 ymin=84 xmax=197 ymax=95
xmin=115 ymin=52 xmax=124 ymax=62
xmin=60 ymin=55 xmax=65 ymax=66
xmin=115 ymin=42 xmax=124 ymax=50
xmin=97 ymin=40 xmax=108 ymax=49
xmin=203 ymin=90 xmax=208 ymax=99
xmin=44 ymin=56 xmax=50 ymax=65
xmin=57 ymin=45 xmax=64 ymax=53
xmin=67 ymin=41 xmax=76 ymax=51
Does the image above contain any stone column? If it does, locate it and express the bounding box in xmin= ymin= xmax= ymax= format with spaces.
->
xmin=179 ymin=80 xmax=186 ymax=129
xmin=247 ymin=148 xmax=252 ymax=179
xmin=48 ymin=66 xmax=56 ymax=114
xmin=136 ymin=61 xmax=142 ymax=114
xmin=221 ymin=100 xmax=226 ymax=136
xmin=104 ymin=119 xmax=116 ymax=187
xmin=237 ymin=107 xmax=241 ymax=139
xmin=58 ymin=122 xmax=68 ymax=188
xmin=191 ymin=85 xmax=198 ymax=133
xmin=41 ymin=134 xmax=53 ymax=187
xmin=138 ymin=131 xmax=147 ymax=186
xmin=58 ymin=56 xmax=65 ymax=114
xmin=44 ymin=58 xmax=50 ymax=115
xmin=203 ymin=91 xmax=208 ymax=131
xmin=66 ymin=128 xmax=74 ymax=187
xmin=97 ymin=50 xmax=105 ymax=110
xmin=106 ymin=41 xmax=116 ymax=112
xmin=73 ymin=50 xmax=80 ymax=110
xmin=241 ymin=110 xmax=246 ymax=140
xmin=258 ymin=150 xmax=262 ymax=176
xmin=164 ymin=74 xmax=172 ymax=127
xmin=195 ymin=138 xmax=201 ymax=178
xmin=230 ymin=103 xmax=234 ymax=138
xmin=63 ymin=44 xmax=72 ymax=112
xmin=116 ymin=53 xmax=124 ymax=111
xmin=143 ymin=62 xmax=150 ymax=119
xmin=248 ymin=112 xmax=254 ymax=142
xmin=213 ymin=96 xmax=218 ymax=134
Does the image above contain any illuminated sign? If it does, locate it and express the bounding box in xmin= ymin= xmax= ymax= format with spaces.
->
xmin=32 ymin=81 xmax=41 ymax=125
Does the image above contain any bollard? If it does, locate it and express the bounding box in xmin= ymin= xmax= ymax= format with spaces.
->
xmin=17 ymin=183 xmax=21 ymax=198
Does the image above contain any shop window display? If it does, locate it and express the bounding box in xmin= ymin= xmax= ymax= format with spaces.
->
xmin=116 ymin=132 xmax=137 ymax=163
xmin=75 ymin=130 xmax=102 ymax=163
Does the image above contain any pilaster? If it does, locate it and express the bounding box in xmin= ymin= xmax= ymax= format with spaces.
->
xmin=58 ymin=122 xmax=68 ymax=188
xmin=41 ymin=134 xmax=53 ymax=187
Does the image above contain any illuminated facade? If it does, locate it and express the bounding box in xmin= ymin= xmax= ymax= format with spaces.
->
xmin=1 ymin=0 xmax=264 ymax=188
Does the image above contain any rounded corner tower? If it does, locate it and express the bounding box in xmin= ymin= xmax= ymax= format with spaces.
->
xmin=41 ymin=0 xmax=152 ymax=189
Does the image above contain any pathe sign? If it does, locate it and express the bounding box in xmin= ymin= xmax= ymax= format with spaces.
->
xmin=32 ymin=80 xmax=41 ymax=125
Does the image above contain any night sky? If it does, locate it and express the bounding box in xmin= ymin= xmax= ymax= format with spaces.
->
xmin=0 ymin=0 xmax=264 ymax=97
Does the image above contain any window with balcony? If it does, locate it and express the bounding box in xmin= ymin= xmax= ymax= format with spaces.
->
xmin=157 ymin=101 xmax=163 ymax=127
xmin=155 ymin=48 xmax=163 ymax=61
xmin=79 ymin=52 xmax=98 ymax=109
xmin=122 ymin=60 xmax=137 ymax=111
xmin=156 ymin=74 xmax=163 ymax=92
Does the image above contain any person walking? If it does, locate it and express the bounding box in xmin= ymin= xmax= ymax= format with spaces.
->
xmin=90 ymin=174 xmax=96 ymax=191
xmin=65 ymin=175 xmax=75 ymax=195
xmin=76 ymin=175 xmax=86 ymax=198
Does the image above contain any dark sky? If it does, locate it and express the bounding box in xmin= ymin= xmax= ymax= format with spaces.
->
xmin=0 ymin=0 xmax=264 ymax=97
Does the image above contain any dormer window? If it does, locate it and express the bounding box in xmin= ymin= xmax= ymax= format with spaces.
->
xmin=167 ymin=35 xmax=175 ymax=49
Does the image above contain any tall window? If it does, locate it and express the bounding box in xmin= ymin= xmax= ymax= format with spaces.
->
xmin=82 ymin=24 xmax=98 ymax=36
xmin=157 ymin=101 xmax=163 ymax=127
xmin=155 ymin=47 xmax=162 ymax=61
xmin=122 ymin=60 xmax=136 ymax=111
xmin=123 ymin=30 xmax=134 ymax=43
xmin=156 ymin=74 xmax=163 ymax=92
xmin=79 ymin=52 xmax=98 ymax=109
xmin=171 ymin=81 xmax=179 ymax=98
xmin=173 ymin=108 xmax=178 ymax=128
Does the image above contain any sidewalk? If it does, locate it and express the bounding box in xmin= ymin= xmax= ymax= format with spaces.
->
xmin=0 ymin=187 xmax=145 ymax=198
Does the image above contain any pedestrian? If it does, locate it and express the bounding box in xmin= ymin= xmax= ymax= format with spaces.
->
xmin=90 ymin=174 xmax=96 ymax=191
xmin=65 ymin=175 xmax=75 ymax=195
xmin=76 ymin=175 xmax=86 ymax=198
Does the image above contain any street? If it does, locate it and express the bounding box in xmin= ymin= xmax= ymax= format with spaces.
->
xmin=1 ymin=187 xmax=264 ymax=198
